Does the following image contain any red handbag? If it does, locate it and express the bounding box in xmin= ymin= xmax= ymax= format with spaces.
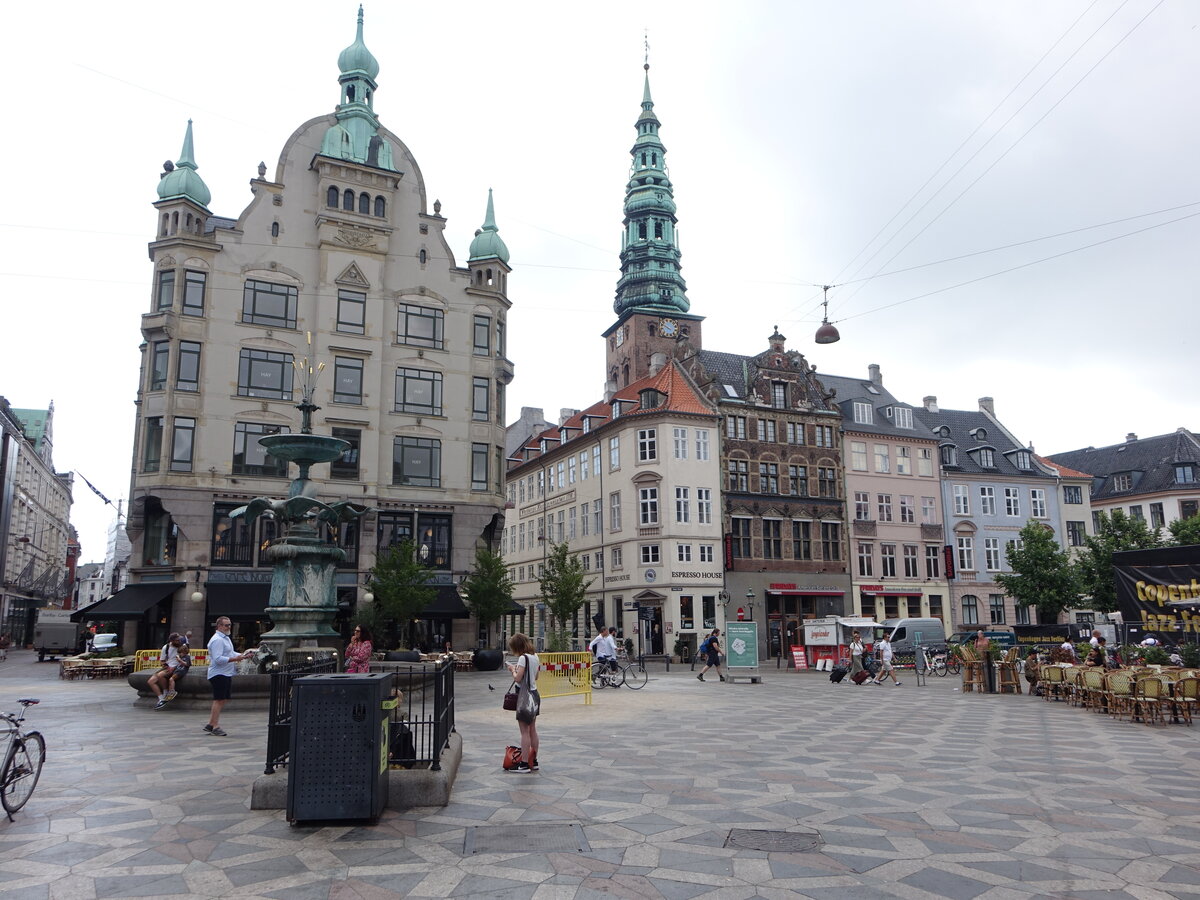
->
xmin=503 ymin=745 xmax=522 ymax=769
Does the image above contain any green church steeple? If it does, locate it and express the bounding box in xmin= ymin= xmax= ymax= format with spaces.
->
xmin=469 ymin=189 xmax=510 ymax=264
xmin=613 ymin=62 xmax=689 ymax=317
xmin=156 ymin=119 xmax=211 ymax=209
xmin=320 ymin=6 xmax=397 ymax=171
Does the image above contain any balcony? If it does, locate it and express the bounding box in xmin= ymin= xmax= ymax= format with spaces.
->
xmin=853 ymin=520 xmax=877 ymax=536
xmin=920 ymin=523 xmax=944 ymax=539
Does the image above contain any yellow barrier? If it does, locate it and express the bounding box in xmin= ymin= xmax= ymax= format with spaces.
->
xmin=134 ymin=648 xmax=209 ymax=671
xmin=534 ymin=652 xmax=593 ymax=705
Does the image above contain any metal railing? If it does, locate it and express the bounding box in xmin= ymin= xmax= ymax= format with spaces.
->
xmin=385 ymin=658 xmax=456 ymax=771
xmin=264 ymin=654 xmax=339 ymax=775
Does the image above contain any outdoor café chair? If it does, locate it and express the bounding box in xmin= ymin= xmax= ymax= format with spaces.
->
xmin=1133 ymin=676 xmax=1169 ymax=725
xmin=1081 ymin=668 xmax=1107 ymax=712
xmin=1041 ymin=664 xmax=1066 ymax=701
xmin=1171 ymin=677 xmax=1197 ymax=726
xmin=1105 ymin=671 xmax=1134 ymax=720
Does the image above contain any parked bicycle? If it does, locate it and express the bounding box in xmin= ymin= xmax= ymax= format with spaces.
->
xmin=916 ymin=647 xmax=950 ymax=677
xmin=590 ymin=658 xmax=648 ymax=690
xmin=2 ymin=699 xmax=44 ymax=820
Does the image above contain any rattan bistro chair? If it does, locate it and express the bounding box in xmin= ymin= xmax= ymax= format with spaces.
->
xmin=998 ymin=648 xmax=1022 ymax=695
xmin=1081 ymin=667 xmax=1107 ymax=712
xmin=1105 ymin=671 xmax=1135 ymax=720
xmin=960 ymin=646 xmax=984 ymax=693
xmin=1172 ymin=677 xmax=1198 ymax=726
xmin=1041 ymin=664 xmax=1067 ymax=702
xmin=1133 ymin=676 xmax=1169 ymax=725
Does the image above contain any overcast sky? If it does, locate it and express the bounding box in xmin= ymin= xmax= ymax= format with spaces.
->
xmin=2 ymin=1 xmax=1196 ymax=562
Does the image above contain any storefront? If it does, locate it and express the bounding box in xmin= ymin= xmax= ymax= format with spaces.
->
xmin=761 ymin=583 xmax=846 ymax=662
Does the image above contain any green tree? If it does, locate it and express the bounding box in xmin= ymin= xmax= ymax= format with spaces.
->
xmin=1073 ymin=509 xmax=1162 ymax=613
xmin=461 ymin=547 xmax=514 ymax=648
xmin=538 ymin=541 xmax=594 ymax=651
xmin=996 ymin=521 xmax=1080 ymax=621
xmin=1167 ymin=514 xmax=1200 ymax=547
xmin=367 ymin=540 xmax=436 ymax=649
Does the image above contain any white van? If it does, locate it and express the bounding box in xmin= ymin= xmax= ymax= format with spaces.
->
xmin=876 ymin=618 xmax=946 ymax=654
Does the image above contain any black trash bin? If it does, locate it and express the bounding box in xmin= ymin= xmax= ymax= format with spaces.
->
xmin=286 ymin=672 xmax=394 ymax=824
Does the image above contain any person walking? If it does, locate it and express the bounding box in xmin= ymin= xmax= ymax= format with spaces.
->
xmin=204 ymin=616 xmax=257 ymax=737
xmin=848 ymin=630 xmax=866 ymax=683
xmin=871 ymin=634 xmax=901 ymax=686
xmin=697 ymin=628 xmax=725 ymax=682
xmin=345 ymin=624 xmax=373 ymax=673
xmin=506 ymin=633 xmax=541 ymax=773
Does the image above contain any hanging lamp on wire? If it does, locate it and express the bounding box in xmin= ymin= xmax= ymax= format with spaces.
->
xmin=814 ymin=284 xmax=841 ymax=344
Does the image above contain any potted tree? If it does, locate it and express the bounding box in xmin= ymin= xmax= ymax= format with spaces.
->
xmin=461 ymin=547 xmax=515 ymax=671
xmin=538 ymin=542 xmax=594 ymax=651
xmin=367 ymin=540 xmax=435 ymax=660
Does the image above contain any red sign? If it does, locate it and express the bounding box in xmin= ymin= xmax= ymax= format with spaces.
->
xmin=944 ymin=545 xmax=956 ymax=580
xmin=723 ymin=534 xmax=734 ymax=571
xmin=737 ymin=607 xmax=745 ymax=621
xmin=769 ymin=583 xmax=797 ymax=590
xmin=791 ymin=646 xmax=808 ymax=670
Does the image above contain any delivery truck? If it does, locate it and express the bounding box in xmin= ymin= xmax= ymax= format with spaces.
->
xmin=33 ymin=608 xmax=83 ymax=661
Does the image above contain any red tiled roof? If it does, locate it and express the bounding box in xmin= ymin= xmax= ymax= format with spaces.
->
xmin=1035 ymin=453 xmax=1092 ymax=479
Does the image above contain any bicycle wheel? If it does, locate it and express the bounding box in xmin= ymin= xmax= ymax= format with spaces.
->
xmin=2 ymin=731 xmax=45 ymax=816
xmin=947 ymin=658 xmax=961 ymax=676
xmin=932 ymin=659 xmax=948 ymax=677
xmin=623 ymin=665 xmax=648 ymax=690
xmin=590 ymin=662 xmax=607 ymax=689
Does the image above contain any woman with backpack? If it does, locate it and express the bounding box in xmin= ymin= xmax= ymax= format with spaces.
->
xmin=696 ymin=628 xmax=725 ymax=682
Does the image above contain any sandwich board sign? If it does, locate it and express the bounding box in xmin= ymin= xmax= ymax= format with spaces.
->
xmin=724 ymin=621 xmax=763 ymax=684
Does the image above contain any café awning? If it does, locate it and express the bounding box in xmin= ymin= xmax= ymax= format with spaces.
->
xmin=204 ymin=583 xmax=270 ymax=621
xmin=70 ymin=582 xmax=184 ymax=622
xmin=422 ymin=585 xmax=471 ymax=619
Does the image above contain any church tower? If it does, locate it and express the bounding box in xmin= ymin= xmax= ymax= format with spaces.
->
xmin=603 ymin=61 xmax=702 ymax=392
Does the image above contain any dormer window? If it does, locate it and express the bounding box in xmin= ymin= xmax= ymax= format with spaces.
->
xmin=772 ymin=383 xmax=786 ymax=409
xmin=970 ymin=427 xmax=988 ymax=441
xmin=639 ymin=388 xmax=664 ymax=410
xmin=940 ymin=444 xmax=958 ymax=466
xmin=1014 ymin=451 xmax=1032 ymax=469
xmin=853 ymin=401 xmax=873 ymax=425
xmin=976 ymin=448 xmax=995 ymax=468
xmin=893 ymin=407 xmax=913 ymax=429
xmin=1175 ymin=464 xmax=1196 ymax=485
xmin=1112 ymin=472 xmax=1133 ymax=492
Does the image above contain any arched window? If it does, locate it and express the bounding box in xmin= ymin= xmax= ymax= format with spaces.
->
xmin=419 ymin=249 xmax=426 ymax=263
xmin=640 ymin=152 xmax=647 ymax=167
xmin=638 ymin=222 xmax=647 ymax=239
xmin=651 ymin=153 xmax=657 ymax=166
xmin=622 ymin=364 xmax=630 ymax=387
xmin=271 ymin=222 xmax=280 ymax=238
xmin=374 ymin=196 xmax=386 ymax=217
xmin=161 ymin=213 xmax=169 ymax=236
xmin=475 ymin=271 xmax=483 ymax=285
xmin=346 ymin=85 xmax=356 ymax=103
xmin=343 ymin=189 xmax=354 ymax=210
xmin=185 ymin=213 xmax=192 ymax=229
xmin=171 ymin=211 xmax=179 ymax=235
xmin=358 ymin=192 xmax=370 ymax=214
xmin=654 ymin=221 xmax=663 ymax=239
xmin=486 ymin=268 xmax=494 ymax=286
xmin=327 ymin=186 xmax=339 ymax=208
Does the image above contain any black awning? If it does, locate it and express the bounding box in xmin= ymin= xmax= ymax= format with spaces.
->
xmin=504 ymin=599 xmax=524 ymax=615
xmin=70 ymin=582 xmax=184 ymax=622
xmin=422 ymin=585 xmax=470 ymax=619
xmin=205 ymin=583 xmax=271 ymax=621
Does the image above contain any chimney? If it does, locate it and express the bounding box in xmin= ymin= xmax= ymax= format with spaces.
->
xmin=559 ymin=408 xmax=580 ymax=426
xmin=868 ymin=363 xmax=881 ymax=386
xmin=1126 ymin=432 xmax=1138 ymax=443
xmin=923 ymin=396 xmax=938 ymax=413
xmin=979 ymin=397 xmax=995 ymax=416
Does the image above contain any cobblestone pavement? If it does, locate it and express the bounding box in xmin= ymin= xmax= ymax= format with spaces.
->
xmin=2 ymin=649 xmax=1199 ymax=899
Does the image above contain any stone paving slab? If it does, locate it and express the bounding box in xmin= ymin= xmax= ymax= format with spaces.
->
xmin=2 ymin=650 xmax=1200 ymax=898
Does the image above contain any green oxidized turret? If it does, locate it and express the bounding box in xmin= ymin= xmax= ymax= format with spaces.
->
xmin=156 ymin=120 xmax=211 ymax=209
xmin=468 ymin=189 xmax=510 ymax=264
xmin=613 ymin=62 xmax=689 ymax=316
xmin=320 ymin=5 xmax=397 ymax=171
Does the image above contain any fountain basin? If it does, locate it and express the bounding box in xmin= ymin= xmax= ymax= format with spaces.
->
xmin=259 ymin=434 xmax=348 ymax=465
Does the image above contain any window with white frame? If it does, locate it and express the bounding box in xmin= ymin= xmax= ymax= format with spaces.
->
xmin=899 ymin=495 xmax=915 ymax=523
xmin=786 ymin=422 xmax=805 ymax=444
xmin=609 ymin=493 xmax=621 ymax=531
xmin=763 ymin=520 xmax=783 ymax=559
xmin=1066 ymin=520 xmax=1085 ymax=546
xmin=640 ymin=544 xmax=661 ymax=564
xmin=857 ymin=542 xmax=873 ymax=577
xmin=673 ymin=427 xmax=688 ymax=459
xmin=896 ymin=446 xmax=911 ymax=475
xmin=853 ymin=401 xmax=873 ymax=424
xmin=854 ymin=491 xmax=870 ymax=521
xmin=880 ymin=543 xmax=897 ymax=577
xmin=957 ymin=536 xmax=975 ymax=571
xmin=894 ymin=407 xmax=913 ymax=429
xmin=675 ymin=487 xmax=690 ymax=523
xmin=1112 ymin=472 xmax=1132 ymax=491
xmin=793 ymin=521 xmax=812 ymax=559
xmin=910 ymin=447 xmax=931 ymax=478
xmin=759 ymin=462 xmax=779 ymax=493
xmin=850 ymin=441 xmax=868 ymax=471
xmin=726 ymin=416 xmax=747 ymax=440
xmin=962 ymin=595 xmax=979 ymax=625
xmin=638 ymin=428 xmax=657 ymax=461
xmin=568 ymin=507 xmax=577 ymax=540
xmin=771 ymin=382 xmax=787 ymax=408
xmin=1013 ymin=451 xmax=1032 ymax=469
xmin=878 ymin=493 xmax=893 ymax=522
xmin=874 ymin=444 xmax=890 ymax=473
xmin=757 ymin=419 xmax=777 ymax=442
xmin=788 ymin=465 xmax=808 ymax=496
xmin=903 ymin=544 xmax=919 ymax=578
xmin=1014 ymin=604 xmax=1030 ymax=625
xmin=581 ymin=504 xmax=590 ymax=537
xmin=595 ymin=551 xmax=603 ymax=571
xmin=697 ymin=488 xmax=712 ymax=524
xmin=1030 ymin=488 xmax=1047 ymax=518
xmin=979 ymin=486 xmax=996 ymax=516
xmin=925 ymin=545 xmax=941 ymax=578
xmin=984 ymin=537 xmax=1001 ymax=571
xmin=989 ymin=594 xmax=1006 ymax=625
xmin=699 ymin=544 xmax=714 ymax=563
xmin=593 ymin=499 xmax=602 ymax=533
xmin=922 ymin=496 xmax=937 ymax=523
xmin=677 ymin=544 xmax=692 ymax=562
xmin=731 ymin=518 xmax=752 ymax=557
xmin=953 ymin=485 xmax=970 ymax=515
xmin=580 ymin=450 xmax=589 ymax=481
xmin=609 ymin=436 xmax=620 ymax=470
xmin=1004 ymin=487 xmax=1020 ymax=517
xmin=611 ymin=546 xmax=623 ymax=569
xmin=1063 ymin=485 xmax=1083 ymax=504
xmin=815 ymin=426 xmax=834 ymax=448
xmin=976 ymin=448 xmax=995 ymax=468
xmin=695 ymin=429 xmax=710 ymax=460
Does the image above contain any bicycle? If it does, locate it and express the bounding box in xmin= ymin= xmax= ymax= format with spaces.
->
xmin=590 ymin=658 xmax=648 ymax=690
xmin=2 ymin=699 xmax=44 ymax=820
xmin=916 ymin=647 xmax=948 ymax=677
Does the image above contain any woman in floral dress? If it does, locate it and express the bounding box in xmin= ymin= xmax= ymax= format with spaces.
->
xmin=345 ymin=625 xmax=373 ymax=673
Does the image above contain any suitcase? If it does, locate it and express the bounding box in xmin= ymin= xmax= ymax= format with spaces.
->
xmin=829 ymin=666 xmax=848 ymax=683
xmin=852 ymin=670 xmax=872 ymax=685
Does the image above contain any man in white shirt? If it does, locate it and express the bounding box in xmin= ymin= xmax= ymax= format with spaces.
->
xmin=1060 ymin=639 xmax=1077 ymax=662
xmin=870 ymin=637 xmax=901 ymax=686
xmin=204 ymin=616 xmax=257 ymax=737
xmin=1140 ymin=635 xmax=1160 ymax=647
xmin=589 ymin=626 xmax=618 ymax=672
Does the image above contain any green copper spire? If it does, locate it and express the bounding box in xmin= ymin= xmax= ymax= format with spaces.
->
xmin=468 ymin=189 xmax=510 ymax=264
xmin=156 ymin=119 xmax=212 ymax=208
xmin=613 ymin=62 xmax=689 ymax=316
xmin=320 ymin=6 xmax=397 ymax=171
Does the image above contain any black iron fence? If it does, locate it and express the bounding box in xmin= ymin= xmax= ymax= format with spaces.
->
xmin=264 ymin=654 xmax=338 ymax=775
xmin=384 ymin=658 xmax=455 ymax=771
xmin=264 ymin=656 xmax=455 ymax=775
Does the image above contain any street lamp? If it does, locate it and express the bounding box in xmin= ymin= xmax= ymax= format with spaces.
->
xmin=745 ymin=588 xmax=755 ymax=621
